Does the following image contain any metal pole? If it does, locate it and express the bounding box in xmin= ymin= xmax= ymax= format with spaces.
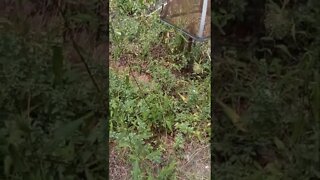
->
xmin=198 ymin=0 xmax=208 ymax=38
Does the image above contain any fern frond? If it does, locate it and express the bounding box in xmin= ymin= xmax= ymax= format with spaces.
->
xmin=265 ymin=0 xmax=291 ymax=39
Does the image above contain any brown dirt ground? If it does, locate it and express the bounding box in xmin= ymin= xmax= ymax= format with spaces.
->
xmin=110 ymin=53 xmax=152 ymax=84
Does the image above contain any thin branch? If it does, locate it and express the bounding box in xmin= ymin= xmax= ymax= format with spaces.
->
xmin=56 ymin=3 xmax=107 ymax=113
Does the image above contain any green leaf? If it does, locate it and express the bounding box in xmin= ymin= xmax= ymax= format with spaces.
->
xmin=70 ymin=13 xmax=97 ymax=24
xmin=275 ymin=44 xmax=293 ymax=58
xmin=158 ymin=160 xmax=176 ymax=180
xmin=125 ymin=74 xmax=130 ymax=85
xmin=165 ymin=119 xmax=172 ymax=132
xmin=146 ymin=150 xmax=161 ymax=163
xmin=193 ymin=62 xmax=203 ymax=74
xmin=273 ymin=137 xmax=286 ymax=151
xmin=132 ymin=160 xmax=141 ymax=180
xmin=216 ymin=99 xmax=247 ymax=132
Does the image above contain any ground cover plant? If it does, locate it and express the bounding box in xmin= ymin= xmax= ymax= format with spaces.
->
xmin=212 ymin=0 xmax=320 ymax=179
xmin=1 ymin=1 xmax=108 ymax=179
xmin=109 ymin=0 xmax=211 ymax=179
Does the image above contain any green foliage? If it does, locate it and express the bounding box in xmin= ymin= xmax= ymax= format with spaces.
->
xmin=0 ymin=32 xmax=106 ymax=180
xmin=0 ymin=1 xmax=107 ymax=179
xmin=213 ymin=0 xmax=320 ymax=179
xmin=110 ymin=0 xmax=210 ymax=178
xmin=265 ymin=0 xmax=291 ymax=39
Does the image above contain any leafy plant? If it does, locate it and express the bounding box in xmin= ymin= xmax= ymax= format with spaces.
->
xmin=1 ymin=1 xmax=107 ymax=179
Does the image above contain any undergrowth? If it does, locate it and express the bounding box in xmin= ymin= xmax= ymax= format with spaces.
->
xmin=1 ymin=1 xmax=107 ymax=179
xmin=212 ymin=0 xmax=320 ymax=179
xmin=110 ymin=0 xmax=211 ymax=179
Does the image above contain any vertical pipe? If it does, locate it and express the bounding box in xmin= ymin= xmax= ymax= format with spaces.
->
xmin=198 ymin=0 xmax=208 ymax=38
xmin=186 ymin=37 xmax=194 ymax=71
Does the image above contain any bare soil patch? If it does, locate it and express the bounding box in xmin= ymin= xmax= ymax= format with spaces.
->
xmin=177 ymin=141 xmax=210 ymax=180
xmin=110 ymin=53 xmax=152 ymax=84
xmin=109 ymin=136 xmax=210 ymax=180
xmin=109 ymin=142 xmax=131 ymax=180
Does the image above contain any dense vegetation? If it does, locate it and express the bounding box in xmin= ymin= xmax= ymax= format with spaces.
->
xmin=109 ymin=0 xmax=210 ymax=179
xmin=212 ymin=0 xmax=320 ymax=179
xmin=1 ymin=1 xmax=107 ymax=179
xmin=0 ymin=0 xmax=319 ymax=179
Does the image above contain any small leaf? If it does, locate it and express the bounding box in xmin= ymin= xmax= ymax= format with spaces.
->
xmin=70 ymin=13 xmax=96 ymax=23
xmin=132 ymin=160 xmax=141 ymax=180
xmin=178 ymin=93 xmax=187 ymax=103
xmin=275 ymin=44 xmax=293 ymax=58
xmin=166 ymin=119 xmax=173 ymax=132
xmin=146 ymin=150 xmax=161 ymax=163
xmin=216 ymin=99 xmax=247 ymax=132
xmin=273 ymin=137 xmax=286 ymax=151
xmin=158 ymin=160 xmax=176 ymax=179
xmin=125 ymin=74 xmax=130 ymax=85
xmin=193 ymin=62 xmax=203 ymax=74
